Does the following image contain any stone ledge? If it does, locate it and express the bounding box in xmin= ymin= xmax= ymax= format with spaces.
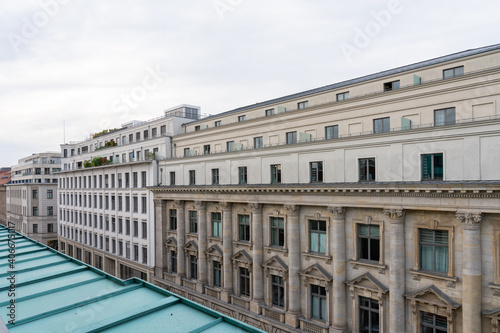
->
xmin=409 ymin=269 xmax=458 ymax=288
xmin=349 ymin=260 xmax=387 ymax=274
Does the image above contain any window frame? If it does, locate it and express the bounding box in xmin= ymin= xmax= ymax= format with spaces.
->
xmin=373 ymin=117 xmax=390 ymax=134
xmin=434 ymin=107 xmax=456 ymax=126
xmin=253 ymin=136 xmax=263 ymax=149
xmin=309 ymin=161 xmax=323 ymax=183
xmin=169 ymin=209 xmax=177 ymax=230
xmin=286 ymin=131 xmax=297 ymax=144
xmin=383 ymin=80 xmax=400 ymax=92
xmin=336 ymin=91 xmax=349 ymax=101
xmin=325 ymin=125 xmax=339 ymax=140
xmin=271 ymin=274 xmax=285 ymax=308
xmin=310 ymin=284 xmax=327 ymax=322
xmin=359 ymin=158 xmax=376 ymax=182
xmin=238 ymin=166 xmax=248 ymax=185
xmin=211 ymin=212 xmax=222 ymax=238
xmin=269 ymin=216 xmax=285 ymax=248
xmin=421 ymin=153 xmax=444 ymax=181
xmin=443 ymin=66 xmax=464 ymax=79
xmin=238 ymin=214 xmax=250 ymax=242
xmin=189 ymin=210 xmax=198 ymax=234
xmin=239 ymin=267 xmax=251 ymax=298
xmin=270 ymin=164 xmax=282 ymax=184
xmin=297 ymin=101 xmax=308 ymax=109
xmin=189 ymin=170 xmax=196 ymax=185
xmin=211 ymin=168 xmax=219 ymax=185
xmin=308 ymin=219 xmax=327 ymax=254
xmin=359 ymin=296 xmax=380 ymax=333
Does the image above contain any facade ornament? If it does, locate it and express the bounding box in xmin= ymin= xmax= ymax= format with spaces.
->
xmin=456 ymin=212 xmax=483 ymax=231
xmin=219 ymin=201 xmax=232 ymax=210
xmin=328 ymin=206 xmax=346 ymax=219
xmin=194 ymin=201 xmax=206 ymax=210
xmin=173 ymin=200 xmax=184 ymax=207
xmin=284 ymin=204 xmax=299 ymax=215
xmin=153 ymin=199 xmax=162 ymax=206
xmin=383 ymin=209 xmax=406 ymax=223
xmin=248 ymin=203 xmax=262 ymax=212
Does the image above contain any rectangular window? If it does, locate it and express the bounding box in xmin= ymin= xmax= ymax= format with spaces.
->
xmin=238 ymin=167 xmax=247 ymax=184
xmin=310 ymin=162 xmax=323 ymax=183
xmin=238 ymin=115 xmax=246 ymax=122
xmin=169 ymin=209 xmax=177 ymax=230
xmin=212 ymin=169 xmax=219 ymax=185
xmin=422 ymin=153 xmax=444 ymax=180
xmin=238 ymin=215 xmax=250 ymax=242
xmin=125 ymin=196 xmax=130 ymax=212
xmin=47 ymin=190 xmax=53 ymax=199
xmin=421 ymin=311 xmax=447 ymax=332
xmin=189 ymin=211 xmax=198 ymax=233
xmin=286 ymin=131 xmax=297 ymax=144
xmin=270 ymin=217 xmax=285 ymax=247
xmin=133 ymin=172 xmax=138 ymax=188
xmin=226 ymin=141 xmax=234 ymax=152
xmin=383 ymin=80 xmax=400 ymax=91
xmin=271 ymin=164 xmax=282 ymax=184
xmin=272 ymin=275 xmax=285 ymax=308
xmin=420 ymin=229 xmax=449 ymax=273
xmin=142 ymin=222 xmax=147 ymax=239
xmin=142 ymin=247 xmax=148 ymax=264
xmin=336 ymin=91 xmax=349 ymax=101
xmin=265 ymin=108 xmax=274 ymax=116
xmin=133 ymin=245 xmax=139 ymax=261
xmin=311 ymin=285 xmax=327 ymax=321
xmin=32 ymin=190 xmax=38 ymax=199
xmin=170 ymin=172 xmax=176 ymax=185
xmin=213 ymin=261 xmax=222 ymax=288
xmin=373 ymin=117 xmax=390 ymax=134
xmin=141 ymin=171 xmax=146 ymax=187
xmin=118 ymin=174 xmax=122 ymax=188
xmin=118 ymin=196 xmax=123 ymax=211
xmin=443 ymin=66 xmax=464 ymax=79
xmin=141 ymin=197 xmax=147 ymax=214
xmin=214 ymin=120 xmax=221 ymax=127
xmin=325 ymin=125 xmax=339 ymax=140
xmin=297 ymin=101 xmax=308 ymax=109
xmin=212 ymin=212 xmax=222 ymax=237
xmin=171 ymin=251 xmax=177 ymax=273
xmin=190 ymin=255 xmax=198 ymax=280
xmin=358 ymin=224 xmax=380 ymax=262
xmin=359 ymin=296 xmax=380 ymax=332
xmin=194 ymin=125 xmax=201 ymax=131
xmin=47 ymin=206 xmax=53 ymax=216
xmin=310 ymin=220 xmax=327 ymax=253
xmin=33 ymin=207 xmax=38 ymax=216
xmin=33 ymin=224 xmax=38 ymax=233
xmin=434 ymin=107 xmax=456 ymax=126
xmin=126 ymin=242 xmax=130 ymax=259
xmin=48 ymin=223 xmax=53 ymax=233
xmin=160 ymin=125 xmax=166 ymax=135
xmin=184 ymin=148 xmax=190 ymax=157
xmin=133 ymin=197 xmax=138 ymax=213
xmin=126 ymin=219 xmax=131 ymax=235
xmin=359 ymin=158 xmax=376 ymax=181
xmin=133 ymin=220 xmax=139 ymax=237
xmin=203 ymin=145 xmax=210 ymax=155
xmin=240 ymin=267 xmax=250 ymax=297
xmin=118 ymin=218 xmax=123 ymax=233
xmin=125 ymin=173 xmax=130 ymax=188
xmin=253 ymin=136 xmax=263 ymax=148
xmin=186 ymin=170 xmax=196 ymax=185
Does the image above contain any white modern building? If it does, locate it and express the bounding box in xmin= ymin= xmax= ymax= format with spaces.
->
xmin=6 ymin=152 xmax=61 ymax=248
xmin=149 ymin=44 xmax=500 ymax=332
xmin=57 ymin=105 xmax=200 ymax=281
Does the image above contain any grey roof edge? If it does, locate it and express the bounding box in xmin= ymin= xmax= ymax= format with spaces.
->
xmin=191 ymin=43 xmax=500 ymax=124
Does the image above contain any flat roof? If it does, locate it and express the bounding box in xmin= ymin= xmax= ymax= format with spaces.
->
xmin=0 ymin=225 xmax=264 ymax=333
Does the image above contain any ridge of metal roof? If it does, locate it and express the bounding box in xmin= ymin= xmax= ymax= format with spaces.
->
xmin=0 ymin=225 xmax=265 ymax=333
xmin=192 ymin=43 xmax=500 ymax=123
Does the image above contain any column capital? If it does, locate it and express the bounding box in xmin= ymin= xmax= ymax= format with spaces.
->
xmin=219 ymin=201 xmax=232 ymax=210
xmin=153 ymin=199 xmax=162 ymax=206
xmin=383 ymin=209 xmax=406 ymax=223
xmin=284 ymin=204 xmax=299 ymax=216
xmin=328 ymin=206 xmax=346 ymax=219
xmin=456 ymin=212 xmax=483 ymax=231
xmin=194 ymin=201 xmax=206 ymax=210
xmin=248 ymin=203 xmax=262 ymax=213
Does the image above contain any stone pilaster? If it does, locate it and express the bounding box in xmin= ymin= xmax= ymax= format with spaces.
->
xmin=383 ymin=208 xmax=406 ymax=333
xmin=456 ymin=212 xmax=483 ymax=333
xmin=328 ymin=206 xmax=347 ymax=333
xmin=249 ymin=203 xmax=264 ymax=314
xmin=154 ymin=199 xmax=166 ymax=277
xmin=284 ymin=204 xmax=301 ymax=328
xmin=221 ymin=202 xmax=233 ymax=302
xmin=196 ymin=201 xmax=207 ymax=292
xmin=175 ymin=200 xmax=186 ymax=284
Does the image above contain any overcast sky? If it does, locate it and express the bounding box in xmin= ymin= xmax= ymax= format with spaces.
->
xmin=0 ymin=0 xmax=498 ymax=167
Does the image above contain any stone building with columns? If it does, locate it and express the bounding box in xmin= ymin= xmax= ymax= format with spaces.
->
xmin=149 ymin=45 xmax=500 ymax=332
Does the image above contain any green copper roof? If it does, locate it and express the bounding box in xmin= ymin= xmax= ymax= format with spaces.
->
xmin=0 ymin=225 xmax=264 ymax=333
